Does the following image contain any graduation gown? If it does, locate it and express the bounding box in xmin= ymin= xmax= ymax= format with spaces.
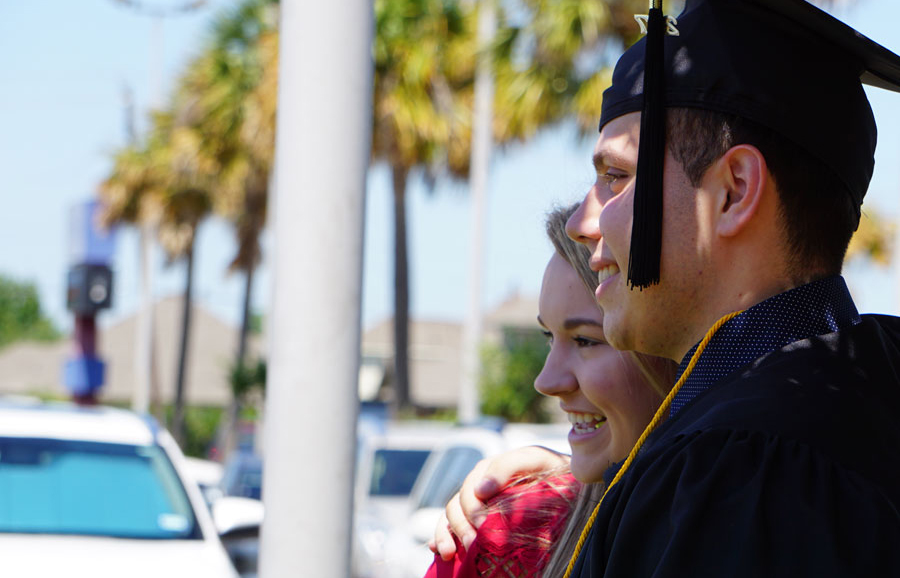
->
xmin=574 ymin=314 xmax=900 ymax=577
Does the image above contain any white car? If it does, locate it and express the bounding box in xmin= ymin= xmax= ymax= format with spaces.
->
xmin=183 ymin=456 xmax=225 ymax=508
xmin=372 ymin=423 xmax=571 ymax=578
xmin=353 ymin=421 xmax=456 ymax=578
xmin=0 ymin=398 xmax=241 ymax=577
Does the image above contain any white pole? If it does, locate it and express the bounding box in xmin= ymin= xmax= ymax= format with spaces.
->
xmin=459 ymin=0 xmax=496 ymax=424
xmin=133 ymin=230 xmax=154 ymax=414
xmin=123 ymin=82 xmax=152 ymax=417
xmin=258 ymin=0 xmax=372 ymax=575
xmin=133 ymin=15 xmax=164 ymax=415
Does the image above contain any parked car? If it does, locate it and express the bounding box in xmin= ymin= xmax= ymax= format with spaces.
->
xmin=211 ymin=418 xmax=448 ymax=578
xmin=367 ymin=423 xmax=570 ymax=578
xmin=220 ymin=450 xmax=263 ymax=501
xmin=183 ymin=456 xmax=225 ymax=508
xmin=352 ymin=421 xmax=456 ymax=578
xmin=0 ymin=398 xmax=246 ymax=577
xmin=215 ymin=450 xmax=265 ymax=578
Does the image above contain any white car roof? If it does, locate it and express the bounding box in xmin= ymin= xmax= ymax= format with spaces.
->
xmin=0 ymin=399 xmax=157 ymax=446
xmin=360 ymin=420 xmax=456 ymax=450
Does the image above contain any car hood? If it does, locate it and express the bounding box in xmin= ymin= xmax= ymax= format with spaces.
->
xmin=0 ymin=533 xmax=238 ymax=577
xmin=358 ymin=496 xmax=412 ymax=529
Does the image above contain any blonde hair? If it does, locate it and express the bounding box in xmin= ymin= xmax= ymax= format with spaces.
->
xmin=460 ymin=204 xmax=677 ymax=577
xmin=539 ymin=204 xmax=677 ymax=577
xmin=545 ymin=204 xmax=674 ymax=397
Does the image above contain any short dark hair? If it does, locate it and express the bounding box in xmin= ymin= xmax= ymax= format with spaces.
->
xmin=666 ymin=108 xmax=859 ymax=279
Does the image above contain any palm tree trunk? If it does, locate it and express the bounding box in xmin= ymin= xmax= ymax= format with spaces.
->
xmin=218 ymin=264 xmax=255 ymax=458
xmin=238 ymin=264 xmax=254 ymax=366
xmin=172 ymin=238 xmax=195 ymax=447
xmin=392 ymin=165 xmax=411 ymax=411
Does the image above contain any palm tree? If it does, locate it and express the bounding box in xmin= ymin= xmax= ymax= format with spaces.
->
xmin=101 ymin=103 xmax=216 ymax=446
xmin=99 ymin=126 xmax=169 ymax=421
xmin=197 ymin=0 xmax=277 ymax=373
xmin=101 ymin=0 xmax=275 ymax=448
xmin=491 ymin=0 xmax=646 ymax=140
xmin=372 ymin=0 xmax=481 ymax=411
xmin=847 ymin=210 xmax=894 ymax=266
xmin=458 ymin=0 xmax=644 ymax=419
xmin=153 ymin=118 xmax=216 ymax=445
xmin=174 ymin=0 xmax=278 ymax=453
xmin=372 ymin=0 xmax=647 ymax=412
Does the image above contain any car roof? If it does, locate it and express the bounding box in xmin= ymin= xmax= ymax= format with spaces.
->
xmin=360 ymin=420 xmax=456 ymax=450
xmin=0 ymin=398 xmax=157 ymax=446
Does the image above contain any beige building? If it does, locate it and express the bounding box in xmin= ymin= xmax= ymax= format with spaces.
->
xmin=0 ymin=292 xmax=539 ymax=411
xmin=0 ymin=296 xmax=258 ymax=407
xmin=360 ymin=292 xmax=541 ymax=409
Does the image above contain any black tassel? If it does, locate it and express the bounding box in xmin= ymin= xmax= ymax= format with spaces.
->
xmin=628 ymin=4 xmax=666 ymax=289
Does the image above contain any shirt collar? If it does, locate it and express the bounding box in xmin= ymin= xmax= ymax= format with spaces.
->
xmin=670 ymin=275 xmax=861 ymax=416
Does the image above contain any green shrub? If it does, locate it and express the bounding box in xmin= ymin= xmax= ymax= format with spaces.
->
xmin=480 ymin=329 xmax=550 ymax=423
xmin=163 ymin=405 xmax=223 ymax=458
xmin=0 ymin=275 xmax=60 ymax=349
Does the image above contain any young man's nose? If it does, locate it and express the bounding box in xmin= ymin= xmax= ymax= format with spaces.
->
xmin=566 ymin=189 xmax=602 ymax=247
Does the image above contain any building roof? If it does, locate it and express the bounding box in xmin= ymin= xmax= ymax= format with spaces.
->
xmin=0 ymin=291 xmax=540 ymax=411
xmin=360 ymin=292 xmax=540 ymax=408
xmin=0 ymin=296 xmax=257 ymax=407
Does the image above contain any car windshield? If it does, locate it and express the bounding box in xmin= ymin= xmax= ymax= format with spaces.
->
xmin=416 ymin=446 xmax=484 ymax=509
xmin=369 ymin=448 xmax=430 ymax=497
xmin=0 ymin=437 xmax=199 ymax=540
xmin=221 ymin=453 xmax=263 ymax=500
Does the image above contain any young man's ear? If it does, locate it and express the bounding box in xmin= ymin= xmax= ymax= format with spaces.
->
xmin=714 ymin=144 xmax=768 ymax=237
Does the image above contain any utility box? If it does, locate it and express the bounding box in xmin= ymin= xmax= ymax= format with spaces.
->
xmin=63 ymin=356 xmax=106 ymax=397
xmin=68 ymin=200 xmax=116 ymax=265
xmin=64 ymin=199 xmax=117 ymax=402
xmin=67 ymin=264 xmax=113 ymax=315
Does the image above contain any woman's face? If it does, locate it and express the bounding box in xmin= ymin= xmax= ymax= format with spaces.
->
xmin=535 ymin=253 xmax=663 ymax=482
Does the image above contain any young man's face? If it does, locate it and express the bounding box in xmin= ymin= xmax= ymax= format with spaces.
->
xmin=567 ymin=112 xmax=713 ymax=361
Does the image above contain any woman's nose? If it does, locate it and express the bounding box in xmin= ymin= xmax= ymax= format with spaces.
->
xmin=534 ymin=348 xmax=577 ymax=397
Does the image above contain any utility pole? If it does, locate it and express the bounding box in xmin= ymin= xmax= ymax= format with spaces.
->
xmin=64 ymin=201 xmax=116 ymax=404
xmin=259 ymin=1 xmax=373 ymax=576
xmin=459 ymin=0 xmax=496 ymax=424
xmin=109 ymin=0 xmax=207 ymax=418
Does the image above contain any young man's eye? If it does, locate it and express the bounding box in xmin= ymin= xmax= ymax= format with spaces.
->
xmin=541 ymin=330 xmax=553 ymax=345
xmin=599 ymin=171 xmax=627 ymax=186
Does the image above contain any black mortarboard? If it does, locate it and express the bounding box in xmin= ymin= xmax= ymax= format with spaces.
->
xmin=602 ymin=0 xmax=900 ymax=288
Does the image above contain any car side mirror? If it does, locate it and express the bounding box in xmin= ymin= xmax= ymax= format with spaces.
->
xmin=212 ymin=496 xmax=265 ymax=539
xmin=407 ymin=507 xmax=441 ymax=544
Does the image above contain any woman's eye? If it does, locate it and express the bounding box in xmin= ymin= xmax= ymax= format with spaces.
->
xmin=541 ymin=330 xmax=553 ymax=345
xmin=573 ymin=336 xmax=600 ymax=348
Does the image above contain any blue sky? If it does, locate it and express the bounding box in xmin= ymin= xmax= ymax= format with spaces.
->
xmin=2 ymin=0 xmax=900 ymax=337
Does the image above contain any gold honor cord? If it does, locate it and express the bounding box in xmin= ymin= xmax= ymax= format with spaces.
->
xmin=562 ymin=310 xmax=744 ymax=578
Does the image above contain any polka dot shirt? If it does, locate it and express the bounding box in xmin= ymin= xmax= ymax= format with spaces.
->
xmin=670 ymin=275 xmax=861 ymax=416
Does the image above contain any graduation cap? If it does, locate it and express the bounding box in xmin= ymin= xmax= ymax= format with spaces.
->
xmin=603 ymin=0 xmax=900 ymax=288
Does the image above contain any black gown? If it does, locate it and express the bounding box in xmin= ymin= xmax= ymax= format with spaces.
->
xmin=574 ymin=314 xmax=900 ymax=577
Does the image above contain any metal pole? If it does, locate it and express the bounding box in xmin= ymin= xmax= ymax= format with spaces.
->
xmin=123 ymin=83 xmax=153 ymax=416
xmin=72 ymin=315 xmax=100 ymax=405
xmin=133 ymin=230 xmax=154 ymax=414
xmin=258 ymin=0 xmax=373 ymax=575
xmin=111 ymin=1 xmax=206 ymax=417
xmin=459 ymin=0 xmax=496 ymax=424
xmin=134 ymin=15 xmax=164 ymax=417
